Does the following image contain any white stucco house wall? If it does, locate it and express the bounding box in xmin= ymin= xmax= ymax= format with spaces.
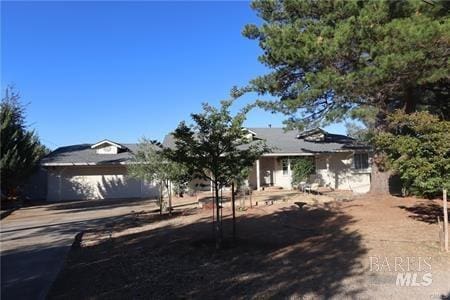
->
xmin=41 ymin=128 xmax=371 ymax=202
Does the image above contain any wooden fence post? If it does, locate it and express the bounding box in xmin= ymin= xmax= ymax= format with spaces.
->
xmin=438 ymin=216 xmax=444 ymax=251
xmin=443 ymin=189 xmax=448 ymax=252
xmin=231 ymin=181 xmax=236 ymax=241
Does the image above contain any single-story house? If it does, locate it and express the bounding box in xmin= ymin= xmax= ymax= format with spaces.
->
xmin=41 ymin=128 xmax=371 ymax=201
xmin=163 ymin=128 xmax=372 ymax=194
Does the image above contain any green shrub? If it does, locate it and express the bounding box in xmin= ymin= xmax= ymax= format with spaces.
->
xmin=374 ymin=112 xmax=450 ymax=198
xmin=291 ymin=158 xmax=315 ymax=186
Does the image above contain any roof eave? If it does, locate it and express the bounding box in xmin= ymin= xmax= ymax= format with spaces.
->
xmin=41 ymin=161 xmax=130 ymax=167
xmin=261 ymin=152 xmax=314 ymax=157
xmin=91 ymin=139 xmax=126 ymax=150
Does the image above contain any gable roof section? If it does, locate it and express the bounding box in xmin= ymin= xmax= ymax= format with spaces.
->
xmin=296 ymin=128 xmax=325 ymax=139
xmin=91 ymin=139 xmax=126 ymax=149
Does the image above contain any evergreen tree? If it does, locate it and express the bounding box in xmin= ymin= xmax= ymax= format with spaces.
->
xmin=237 ymin=0 xmax=449 ymax=193
xmin=1 ymin=86 xmax=48 ymax=198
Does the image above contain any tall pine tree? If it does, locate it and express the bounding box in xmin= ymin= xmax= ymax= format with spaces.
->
xmin=238 ymin=0 xmax=449 ymax=193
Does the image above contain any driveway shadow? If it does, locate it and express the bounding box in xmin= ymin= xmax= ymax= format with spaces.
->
xmin=1 ymin=243 xmax=70 ymax=300
xmin=48 ymin=206 xmax=367 ymax=299
xmin=45 ymin=197 xmax=158 ymax=214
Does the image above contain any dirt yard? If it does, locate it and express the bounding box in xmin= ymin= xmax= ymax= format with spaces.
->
xmin=47 ymin=193 xmax=450 ymax=300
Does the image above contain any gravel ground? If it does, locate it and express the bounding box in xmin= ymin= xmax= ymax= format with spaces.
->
xmin=47 ymin=194 xmax=450 ymax=299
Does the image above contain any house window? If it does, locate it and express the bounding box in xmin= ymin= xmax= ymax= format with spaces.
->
xmin=282 ymin=159 xmax=289 ymax=175
xmin=353 ymin=153 xmax=369 ymax=170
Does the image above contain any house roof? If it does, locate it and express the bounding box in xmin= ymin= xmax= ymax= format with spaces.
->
xmin=41 ymin=143 xmax=139 ymax=166
xmin=42 ymin=128 xmax=369 ymax=167
xmin=162 ymin=127 xmax=369 ymax=155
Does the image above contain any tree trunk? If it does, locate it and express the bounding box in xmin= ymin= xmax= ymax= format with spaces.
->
xmin=211 ymin=184 xmax=215 ymax=236
xmin=403 ymin=86 xmax=416 ymax=114
xmin=159 ymin=182 xmax=163 ymax=215
xmin=214 ymin=181 xmax=222 ymax=249
xmin=369 ymin=163 xmax=392 ymax=195
xmin=368 ymin=89 xmax=419 ymax=196
xmin=369 ymin=104 xmax=392 ymax=196
xmin=168 ymin=180 xmax=172 ymax=216
xmin=231 ymin=181 xmax=236 ymax=242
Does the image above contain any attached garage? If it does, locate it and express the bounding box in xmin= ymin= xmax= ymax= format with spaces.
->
xmin=42 ymin=140 xmax=159 ymax=201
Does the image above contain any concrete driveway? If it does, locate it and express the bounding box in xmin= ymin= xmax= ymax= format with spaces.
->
xmin=1 ymin=198 xmax=159 ymax=300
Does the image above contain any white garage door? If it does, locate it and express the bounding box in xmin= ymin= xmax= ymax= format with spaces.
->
xmin=47 ymin=165 xmax=158 ymax=201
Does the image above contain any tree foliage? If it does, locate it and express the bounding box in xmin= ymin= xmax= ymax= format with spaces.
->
xmin=374 ymin=111 xmax=450 ymax=197
xmin=128 ymin=138 xmax=189 ymax=214
xmin=167 ymin=100 xmax=269 ymax=187
xmin=290 ymin=158 xmax=315 ymax=186
xmin=1 ymin=87 xmax=48 ymax=198
xmin=237 ymin=0 xmax=449 ymax=130
xmin=345 ymin=105 xmax=378 ymax=141
xmin=166 ymin=99 xmax=269 ymax=247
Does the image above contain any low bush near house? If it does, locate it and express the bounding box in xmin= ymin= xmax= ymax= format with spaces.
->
xmin=291 ymin=158 xmax=315 ymax=186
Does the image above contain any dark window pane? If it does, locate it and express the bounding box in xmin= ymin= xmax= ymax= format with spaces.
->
xmin=282 ymin=159 xmax=288 ymax=175
xmin=354 ymin=153 xmax=369 ymax=169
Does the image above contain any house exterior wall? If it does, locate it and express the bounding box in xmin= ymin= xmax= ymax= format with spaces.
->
xmin=248 ymin=152 xmax=371 ymax=193
xmin=46 ymin=165 xmax=159 ymax=201
xmin=315 ymin=152 xmax=371 ymax=194
xmin=248 ymin=157 xmax=279 ymax=189
xmin=260 ymin=157 xmax=276 ymax=186
xmin=96 ymin=145 xmax=119 ymax=154
xmin=189 ymin=177 xmax=211 ymax=191
xmin=249 ymin=157 xmax=295 ymax=190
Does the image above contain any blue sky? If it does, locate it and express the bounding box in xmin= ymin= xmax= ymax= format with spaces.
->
xmin=2 ymin=1 xmax=347 ymax=150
